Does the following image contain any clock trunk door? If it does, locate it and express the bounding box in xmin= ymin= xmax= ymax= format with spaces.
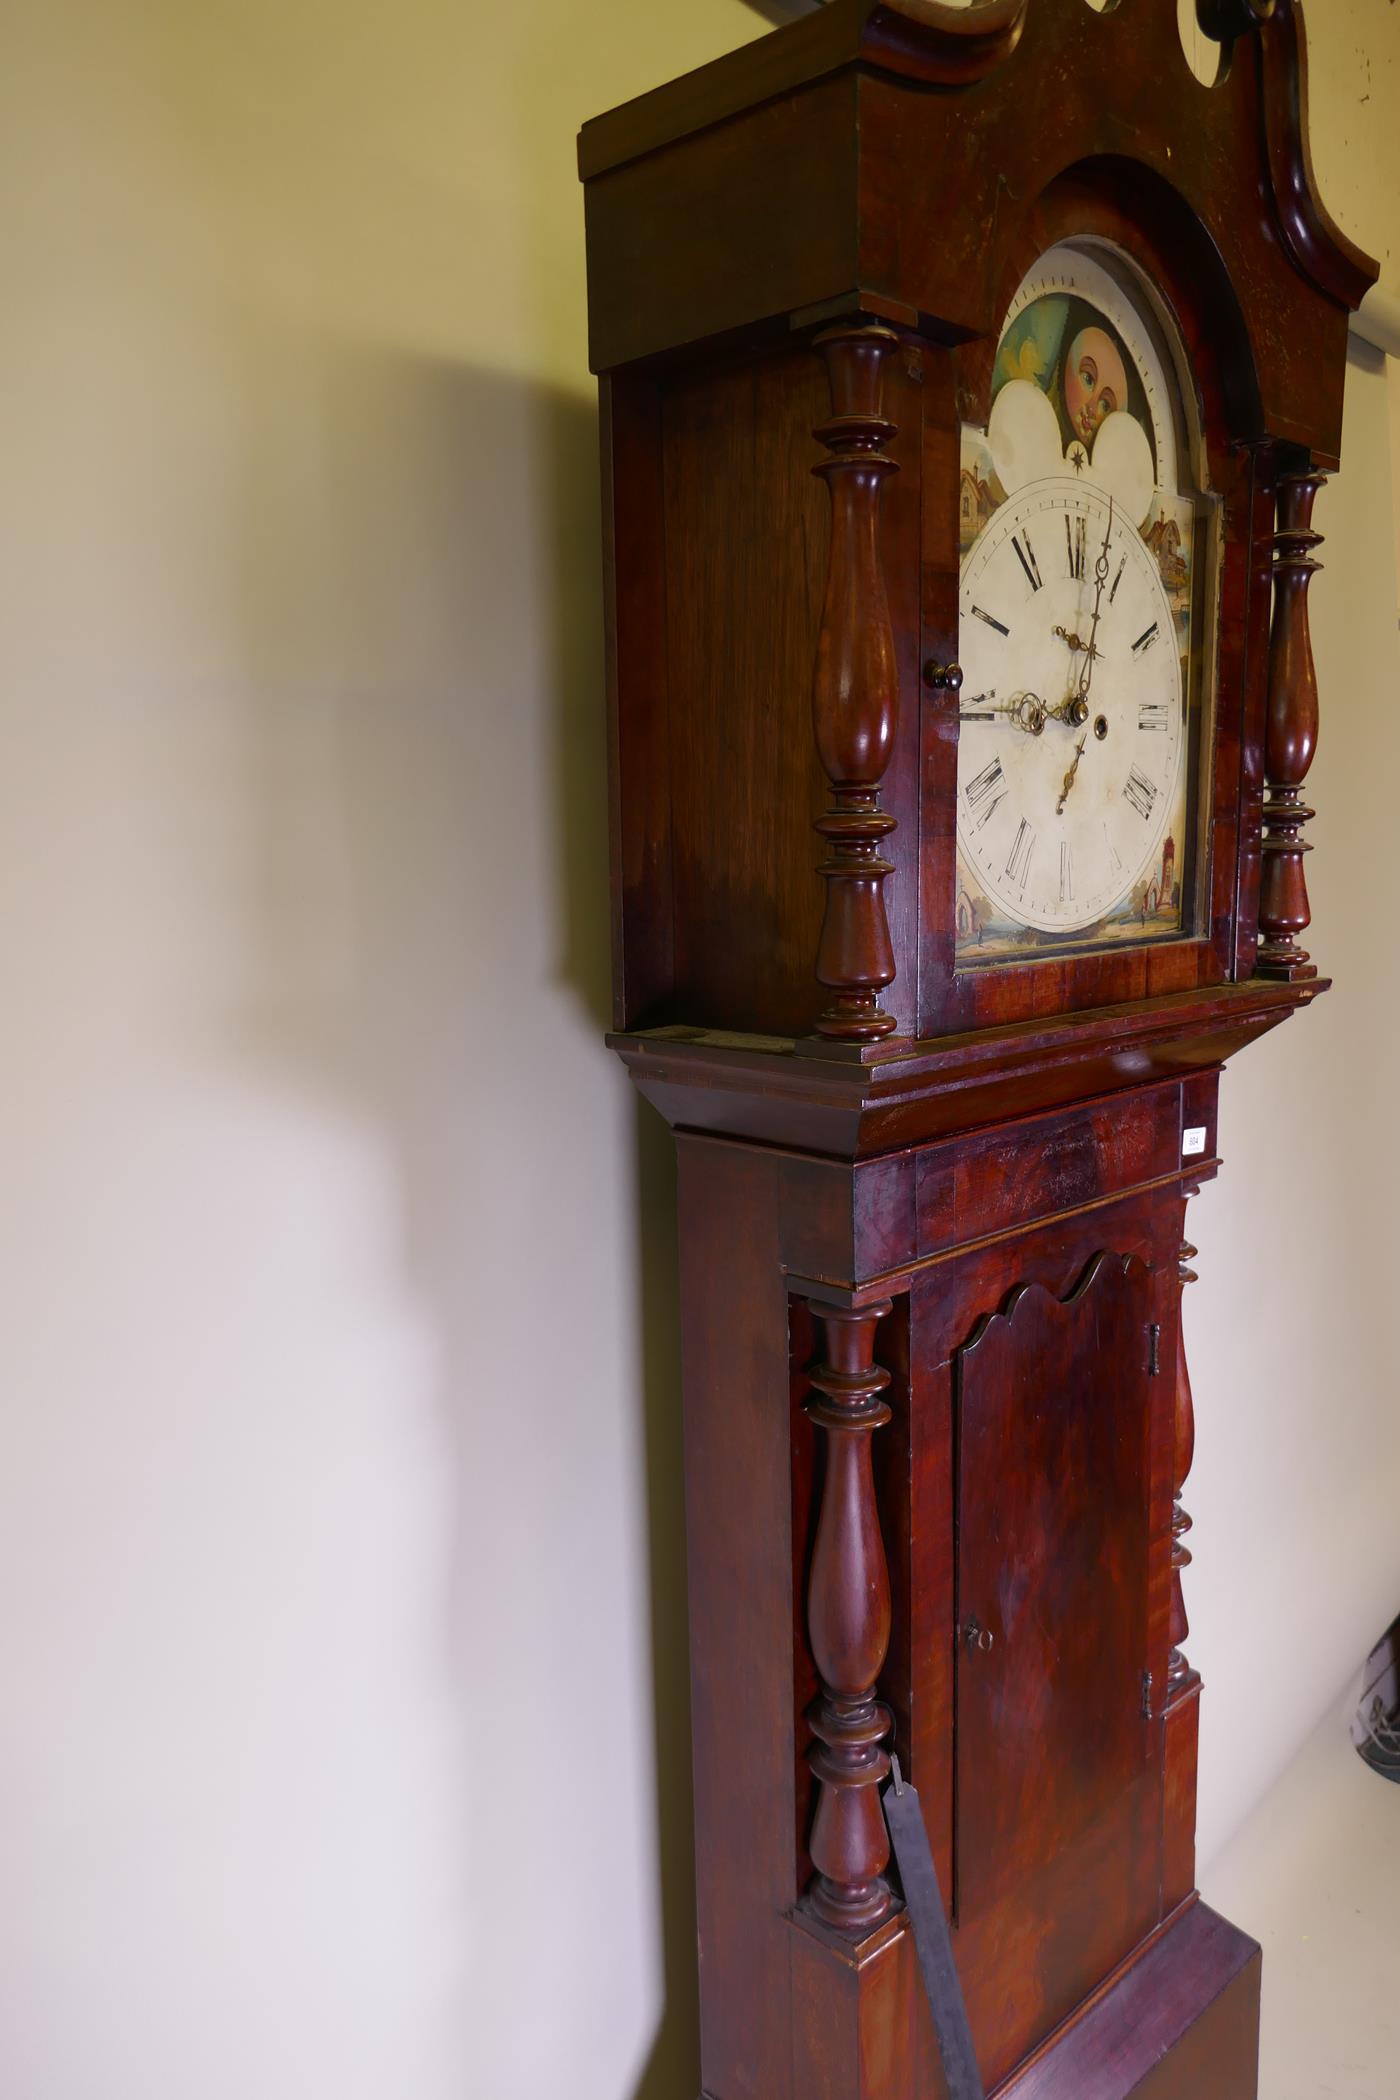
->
xmin=954 ymin=1252 xmax=1158 ymax=1949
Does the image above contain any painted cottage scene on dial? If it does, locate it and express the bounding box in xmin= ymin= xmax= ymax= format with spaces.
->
xmin=956 ymin=245 xmax=1206 ymax=963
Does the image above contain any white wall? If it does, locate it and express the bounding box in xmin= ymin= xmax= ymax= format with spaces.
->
xmin=0 ymin=5 xmax=1395 ymax=2098
xmin=1178 ymin=0 xmax=1400 ymax=1866
xmin=0 ymin=5 xmax=763 ymax=2097
xmin=1190 ymin=336 xmax=1400 ymax=1865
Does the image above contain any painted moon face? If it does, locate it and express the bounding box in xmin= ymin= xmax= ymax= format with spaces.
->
xmin=1064 ymin=326 xmax=1129 ymax=444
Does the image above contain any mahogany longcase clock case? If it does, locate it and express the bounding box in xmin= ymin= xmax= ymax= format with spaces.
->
xmin=579 ymin=4 xmax=1376 ymax=2095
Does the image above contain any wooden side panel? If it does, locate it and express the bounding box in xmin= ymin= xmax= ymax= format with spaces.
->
xmin=790 ymin=1920 xmax=945 ymax=2100
xmin=677 ymin=1136 xmax=797 ymax=2100
xmin=659 ymin=338 xmax=924 ymax=1038
xmin=603 ymin=372 xmax=672 ymax=1028
xmin=1161 ymin=1689 xmax=1201 ymax=1914
xmin=662 ymin=345 xmax=829 ymax=1035
xmin=789 ymin=1928 xmax=863 ymax=2100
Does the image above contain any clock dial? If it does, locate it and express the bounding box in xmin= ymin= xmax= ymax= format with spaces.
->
xmin=957 ymin=481 xmax=1182 ymax=934
xmin=956 ymin=241 xmax=1208 ymax=960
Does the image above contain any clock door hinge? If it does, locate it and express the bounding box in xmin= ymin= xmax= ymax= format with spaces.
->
xmin=1142 ymin=1670 xmax=1155 ymax=1720
xmin=1147 ymin=1322 xmax=1162 ymax=1377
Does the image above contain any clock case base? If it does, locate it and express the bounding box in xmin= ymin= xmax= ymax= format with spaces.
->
xmin=643 ymin=997 xmax=1307 ymax=2100
xmin=995 ymin=1902 xmax=1261 ymax=2100
xmin=775 ymin=1898 xmax=1260 ymax=2100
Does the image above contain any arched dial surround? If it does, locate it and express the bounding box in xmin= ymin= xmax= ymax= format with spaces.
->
xmin=955 ymin=241 xmax=1205 ymax=957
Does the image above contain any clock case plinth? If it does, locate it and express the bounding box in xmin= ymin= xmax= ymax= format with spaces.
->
xmin=615 ymin=992 xmax=1307 ymax=2099
xmin=580 ymin=5 xmax=1374 ymax=2097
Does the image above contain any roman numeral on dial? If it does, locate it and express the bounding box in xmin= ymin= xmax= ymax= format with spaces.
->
xmin=971 ymin=604 xmax=1010 ymax=636
xmin=1012 ymin=531 xmax=1043 ymax=592
xmin=1066 ymin=514 xmax=1087 ymax=581
xmin=1132 ymin=622 xmax=1161 ymax=656
xmin=1124 ymin=764 xmax=1159 ymax=822
xmin=965 ymin=756 xmax=1007 ymax=829
xmin=1138 ymin=699 xmax=1171 ymax=733
xmin=1109 ymin=556 xmax=1126 ymax=604
xmin=1005 ymin=817 xmax=1035 ymax=888
xmin=1060 ymin=841 xmax=1073 ymax=905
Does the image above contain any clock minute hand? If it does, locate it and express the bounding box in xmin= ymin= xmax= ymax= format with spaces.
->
xmin=1051 ymin=501 xmax=1115 ymax=730
xmin=1076 ymin=496 xmax=1116 ymax=706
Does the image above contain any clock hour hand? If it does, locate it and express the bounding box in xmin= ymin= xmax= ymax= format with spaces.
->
xmin=1053 ymin=624 xmax=1106 ymax=662
xmin=1043 ymin=690 xmax=1093 ymax=728
xmin=1056 ymin=733 xmax=1089 ymax=815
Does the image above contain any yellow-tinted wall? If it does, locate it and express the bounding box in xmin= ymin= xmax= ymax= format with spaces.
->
xmin=1 ymin=6 xmax=1397 ymax=2096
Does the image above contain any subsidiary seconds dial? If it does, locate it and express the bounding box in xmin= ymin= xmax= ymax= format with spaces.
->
xmin=956 ymin=479 xmax=1183 ymax=935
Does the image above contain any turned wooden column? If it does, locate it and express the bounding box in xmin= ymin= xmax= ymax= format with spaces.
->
xmin=1258 ymin=468 xmax=1325 ymax=980
xmin=1168 ymin=1231 xmax=1200 ymax=1696
xmin=810 ymin=325 xmax=901 ymax=1042
xmin=803 ymin=1297 xmax=895 ymax=1933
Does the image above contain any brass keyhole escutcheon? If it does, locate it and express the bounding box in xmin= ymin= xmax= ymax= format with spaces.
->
xmin=964 ymin=1617 xmax=995 ymax=1654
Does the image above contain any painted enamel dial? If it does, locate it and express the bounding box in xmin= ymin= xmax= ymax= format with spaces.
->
xmin=956 ymin=240 xmax=1208 ymax=958
xmin=956 ymin=479 xmax=1183 ymax=934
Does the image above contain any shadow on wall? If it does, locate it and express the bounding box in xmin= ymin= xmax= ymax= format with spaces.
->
xmin=221 ymin=328 xmax=695 ymax=2099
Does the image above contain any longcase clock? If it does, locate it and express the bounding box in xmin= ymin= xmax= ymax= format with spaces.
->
xmin=579 ymin=4 xmax=1376 ymax=2095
